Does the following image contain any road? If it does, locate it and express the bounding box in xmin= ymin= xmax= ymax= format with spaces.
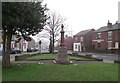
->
xmin=78 ymin=52 xmax=119 ymax=63
xmin=93 ymin=53 xmax=119 ymax=63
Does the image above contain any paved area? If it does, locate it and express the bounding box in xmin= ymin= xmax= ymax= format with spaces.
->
xmin=78 ymin=52 xmax=119 ymax=63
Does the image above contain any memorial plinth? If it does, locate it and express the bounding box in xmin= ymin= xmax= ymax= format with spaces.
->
xmin=54 ymin=24 xmax=73 ymax=64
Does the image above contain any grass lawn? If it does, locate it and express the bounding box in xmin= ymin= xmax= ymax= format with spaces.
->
xmin=3 ymin=63 xmax=118 ymax=81
xmin=26 ymin=54 xmax=93 ymax=60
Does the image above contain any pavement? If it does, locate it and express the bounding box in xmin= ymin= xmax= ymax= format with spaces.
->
xmin=77 ymin=52 xmax=119 ymax=63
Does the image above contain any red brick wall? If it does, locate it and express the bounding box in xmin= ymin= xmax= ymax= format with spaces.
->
xmin=92 ymin=31 xmax=108 ymax=52
xmin=85 ymin=30 xmax=95 ymax=51
xmin=101 ymin=32 xmax=107 ymax=49
xmin=64 ymin=37 xmax=74 ymax=50
xmin=73 ymin=35 xmax=80 ymax=43
xmin=73 ymin=29 xmax=95 ymax=52
xmin=92 ymin=30 xmax=120 ymax=53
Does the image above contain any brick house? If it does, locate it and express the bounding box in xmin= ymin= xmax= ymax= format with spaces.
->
xmin=57 ymin=36 xmax=74 ymax=51
xmin=0 ymin=31 xmax=35 ymax=51
xmin=92 ymin=21 xmax=120 ymax=54
xmin=73 ymin=29 xmax=95 ymax=52
xmin=14 ymin=36 xmax=36 ymax=52
xmin=64 ymin=36 xmax=74 ymax=51
xmin=11 ymin=35 xmax=29 ymax=51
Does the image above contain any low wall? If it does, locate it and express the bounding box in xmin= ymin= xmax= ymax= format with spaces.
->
xmin=15 ymin=52 xmax=40 ymax=61
xmin=69 ymin=53 xmax=103 ymax=61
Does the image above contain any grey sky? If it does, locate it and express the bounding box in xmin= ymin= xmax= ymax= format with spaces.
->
xmin=43 ymin=0 xmax=119 ymax=35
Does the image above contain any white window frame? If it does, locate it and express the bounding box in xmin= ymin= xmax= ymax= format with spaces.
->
xmin=75 ymin=45 xmax=77 ymax=49
xmin=73 ymin=43 xmax=81 ymax=51
xmin=115 ymin=42 xmax=119 ymax=49
xmin=108 ymin=41 xmax=112 ymax=49
xmin=97 ymin=33 xmax=101 ymax=39
xmin=108 ymin=31 xmax=112 ymax=39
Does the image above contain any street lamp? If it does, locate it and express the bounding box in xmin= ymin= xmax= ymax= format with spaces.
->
xmin=39 ymin=40 xmax=41 ymax=54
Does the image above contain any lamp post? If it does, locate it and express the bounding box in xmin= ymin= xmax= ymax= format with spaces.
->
xmin=39 ymin=40 xmax=41 ymax=54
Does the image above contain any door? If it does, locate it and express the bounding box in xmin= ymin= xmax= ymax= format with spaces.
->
xmin=78 ymin=43 xmax=82 ymax=52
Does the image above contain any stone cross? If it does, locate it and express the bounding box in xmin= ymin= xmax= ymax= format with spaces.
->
xmin=54 ymin=24 xmax=72 ymax=64
xmin=60 ymin=24 xmax=65 ymax=46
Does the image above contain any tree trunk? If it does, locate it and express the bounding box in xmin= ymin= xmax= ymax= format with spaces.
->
xmin=2 ymin=34 xmax=12 ymax=68
xmin=2 ymin=31 xmax=7 ymax=67
xmin=52 ymin=33 xmax=54 ymax=53
xmin=49 ymin=37 xmax=52 ymax=53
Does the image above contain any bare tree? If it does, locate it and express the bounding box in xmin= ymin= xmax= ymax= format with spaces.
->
xmin=44 ymin=11 xmax=66 ymax=53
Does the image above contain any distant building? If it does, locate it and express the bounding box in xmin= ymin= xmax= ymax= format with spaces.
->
xmin=92 ymin=21 xmax=120 ymax=54
xmin=19 ymin=38 xmax=28 ymax=51
xmin=27 ymin=38 xmax=36 ymax=49
xmin=73 ymin=29 xmax=95 ymax=52
xmin=0 ymin=31 xmax=36 ymax=51
xmin=57 ymin=36 xmax=74 ymax=51
xmin=11 ymin=35 xmax=28 ymax=51
xmin=64 ymin=36 xmax=74 ymax=51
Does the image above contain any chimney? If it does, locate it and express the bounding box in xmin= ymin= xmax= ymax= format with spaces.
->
xmin=107 ymin=20 xmax=112 ymax=28
xmin=115 ymin=21 xmax=118 ymax=24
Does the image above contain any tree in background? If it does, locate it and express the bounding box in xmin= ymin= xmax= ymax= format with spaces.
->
xmin=44 ymin=12 xmax=66 ymax=53
xmin=2 ymin=2 xmax=48 ymax=68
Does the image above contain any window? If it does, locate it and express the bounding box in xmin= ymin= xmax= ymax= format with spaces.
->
xmin=115 ymin=42 xmax=119 ymax=49
xmin=108 ymin=41 xmax=112 ymax=49
xmin=24 ymin=45 xmax=27 ymax=49
xmin=80 ymin=37 xmax=83 ymax=41
xmin=108 ymin=31 xmax=112 ymax=39
xmin=98 ymin=42 xmax=101 ymax=48
xmin=75 ymin=37 xmax=77 ymax=41
xmin=75 ymin=45 xmax=77 ymax=49
xmin=97 ymin=33 xmax=101 ymax=39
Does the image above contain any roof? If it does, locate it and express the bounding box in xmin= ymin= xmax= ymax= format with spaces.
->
xmin=95 ymin=23 xmax=120 ymax=32
xmin=74 ymin=29 xmax=94 ymax=36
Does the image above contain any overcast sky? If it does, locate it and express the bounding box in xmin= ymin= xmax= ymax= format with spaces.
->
xmin=43 ymin=0 xmax=119 ymax=35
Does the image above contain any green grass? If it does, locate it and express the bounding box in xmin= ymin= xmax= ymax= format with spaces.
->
xmin=26 ymin=54 xmax=93 ymax=60
xmin=3 ymin=63 xmax=118 ymax=81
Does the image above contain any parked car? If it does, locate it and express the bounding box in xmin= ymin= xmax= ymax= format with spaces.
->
xmin=0 ymin=49 xmax=2 ymax=56
xmin=27 ymin=48 xmax=33 ymax=52
xmin=11 ymin=48 xmax=22 ymax=54
xmin=27 ymin=48 xmax=38 ymax=52
xmin=32 ymin=48 xmax=39 ymax=52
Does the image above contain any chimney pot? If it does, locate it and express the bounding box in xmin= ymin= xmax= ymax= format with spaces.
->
xmin=115 ymin=21 xmax=118 ymax=24
xmin=107 ymin=20 xmax=112 ymax=28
